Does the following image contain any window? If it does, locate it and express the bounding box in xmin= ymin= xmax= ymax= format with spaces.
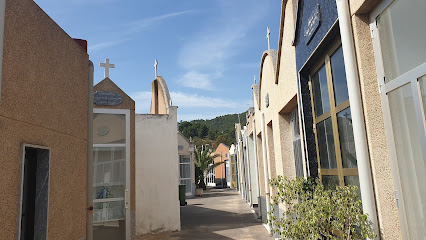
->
xmin=309 ymin=41 xmax=359 ymax=191
xmin=290 ymin=108 xmax=303 ymax=178
xmin=371 ymin=0 xmax=426 ymax=237
xmin=179 ymin=155 xmax=192 ymax=194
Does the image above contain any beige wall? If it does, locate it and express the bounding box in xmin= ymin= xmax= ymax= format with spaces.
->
xmin=252 ymin=0 xmax=299 ymax=201
xmin=350 ymin=3 xmax=401 ymax=238
xmin=135 ymin=107 xmax=180 ymax=235
xmin=0 ymin=0 xmax=89 ymax=239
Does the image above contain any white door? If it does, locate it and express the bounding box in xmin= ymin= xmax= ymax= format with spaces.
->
xmin=93 ymin=109 xmax=131 ymax=240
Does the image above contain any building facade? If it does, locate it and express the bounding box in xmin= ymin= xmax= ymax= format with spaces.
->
xmin=178 ymin=132 xmax=195 ymax=196
xmin=0 ymin=0 xmax=90 ymax=239
xmin=237 ymin=0 xmax=426 ymax=239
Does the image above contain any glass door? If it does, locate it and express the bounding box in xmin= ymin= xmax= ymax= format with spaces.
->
xmin=93 ymin=109 xmax=130 ymax=240
xmin=371 ymin=0 xmax=426 ymax=238
xmin=179 ymin=155 xmax=192 ymax=195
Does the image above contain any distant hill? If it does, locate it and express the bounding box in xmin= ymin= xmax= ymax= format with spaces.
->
xmin=178 ymin=112 xmax=247 ymax=149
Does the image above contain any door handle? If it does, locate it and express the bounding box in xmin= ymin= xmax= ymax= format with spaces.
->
xmin=125 ymin=189 xmax=129 ymax=209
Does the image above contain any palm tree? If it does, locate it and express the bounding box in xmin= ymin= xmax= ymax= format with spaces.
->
xmin=194 ymin=149 xmax=222 ymax=190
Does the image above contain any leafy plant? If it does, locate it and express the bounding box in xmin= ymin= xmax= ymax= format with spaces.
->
xmin=194 ymin=149 xmax=222 ymax=190
xmin=268 ymin=176 xmax=376 ymax=240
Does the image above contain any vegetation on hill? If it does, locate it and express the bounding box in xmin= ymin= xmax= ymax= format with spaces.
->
xmin=178 ymin=112 xmax=247 ymax=149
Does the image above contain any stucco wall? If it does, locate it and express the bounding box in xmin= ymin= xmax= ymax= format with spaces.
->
xmin=351 ymin=10 xmax=401 ymax=240
xmin=0 ymin=0 xmax=89 ymax=239
xmin=135 ymin=107 xmax=180 ymax=235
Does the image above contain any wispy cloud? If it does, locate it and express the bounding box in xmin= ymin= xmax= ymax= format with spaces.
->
xmin=177 ymin=71 xmax=218 ymax=91
xmin=131 ymin=91 xmax=250 ymax=116
xmin=89 ymin=10 xmax=196 ymax=52
xmin=125 ymin=10 xmax=196 ymax=35
xmin=177 ymin=1 xmax=268 ymax=90
xmin=88 ymin=39 xmax=128 ymax=52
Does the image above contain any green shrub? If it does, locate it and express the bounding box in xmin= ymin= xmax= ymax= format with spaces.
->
xmin=268 ymin=176 xmax=376 ymax=240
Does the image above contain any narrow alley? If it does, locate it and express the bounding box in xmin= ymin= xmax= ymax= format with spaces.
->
xmin=139 ymin=189 xmax=272 ymax=240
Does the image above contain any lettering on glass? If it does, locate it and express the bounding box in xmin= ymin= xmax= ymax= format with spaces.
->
xmin=94 ymin=91 xmax=123 ymax=106
xmin=304 ymin=4 xmax=321 ymax=45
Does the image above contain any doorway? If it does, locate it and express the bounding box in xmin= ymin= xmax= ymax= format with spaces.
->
xmin=18 ymin=144 xmax=50 ymax=240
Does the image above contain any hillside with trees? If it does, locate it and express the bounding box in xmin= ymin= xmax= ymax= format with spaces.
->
xmin=178 ymin=112 xmax=247 ymax=149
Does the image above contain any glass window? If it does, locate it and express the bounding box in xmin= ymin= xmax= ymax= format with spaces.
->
xmin=317 ymin=118 xmax=337 ymax=169
xmin=312 ymin=65 xmax=330 ymax=116
xmin=323 ymin=175 xmax=339 ymax=190
xmin=337 ymin=108 xmax=357 ymax=168
xmin=378 ymin=0 xmax=426 ymax=82
xmin=388 ymin=83 xmax=426 ymax=237
xmin=418 ymin=75 xmax=426 ymax=116
xmin=344 ymin=176 xmax=361 ymax=199
xmin=179 ymin=155 xmax=190 ymax=163
xmin=93 ymin=114 xmax=126 ymax=144
xmin=310 ymin=42 xmax=358 ymax=191
xmin=330 ymin=47 xmax=349 ymax=106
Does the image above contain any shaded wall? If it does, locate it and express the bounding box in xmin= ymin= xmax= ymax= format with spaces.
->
xmin=0 ymin=0 xmax=89 ymax=239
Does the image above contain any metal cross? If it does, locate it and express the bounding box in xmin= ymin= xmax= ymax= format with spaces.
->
xmin=154 ymin=59 xmax=158 ymax=78
xmin=266 ymin=27 xmax=271 ymax=50
xmin=254 ymin=75 xmax=257 ymax=84
xmin=99 ymin=58 xmax=115 ymax=79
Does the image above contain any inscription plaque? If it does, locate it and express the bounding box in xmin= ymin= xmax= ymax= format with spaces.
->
xmin=304 ymin=4 xmax=321 ymax=44
xmin=94 ymin=91 xmax=123 ymax=106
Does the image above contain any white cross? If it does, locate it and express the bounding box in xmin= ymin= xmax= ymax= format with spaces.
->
xmin=254 ymin=75 xmax=257 ymax=84
xmin=154 ymin=59 xmax=158 ymax=78
xmin=266 ymin=27 xmax=271 ymax=50
xmin=99 ymin=58 xmax=115 ymax=78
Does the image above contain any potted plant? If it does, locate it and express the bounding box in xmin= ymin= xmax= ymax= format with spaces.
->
xmin=194 ymin=148 xmax=222 ymax=196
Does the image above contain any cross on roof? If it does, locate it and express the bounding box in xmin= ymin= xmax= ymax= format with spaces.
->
xmin=254 ymin=75 xmax=257 ymax=84
xmin=154 ymin=59 xmax=158 ymax=78
xmin=99 ymin=58 xmax=115 ymax=79
xmin=266 ymin=27 xmax=271 ymax=50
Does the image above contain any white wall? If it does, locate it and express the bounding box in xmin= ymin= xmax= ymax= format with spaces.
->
xmin=135 ymin=106 xmax=180 ymax=235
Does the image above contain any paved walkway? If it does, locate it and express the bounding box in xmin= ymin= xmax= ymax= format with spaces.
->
xmin=139 ymin=188 xmax=272 ymax=240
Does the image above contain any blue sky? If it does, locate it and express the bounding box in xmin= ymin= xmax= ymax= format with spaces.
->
xmin=34 ymin=0 xmax=281 ymax=121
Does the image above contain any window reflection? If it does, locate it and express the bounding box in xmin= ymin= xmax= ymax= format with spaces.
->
xmin=337 ymin=108 xmax=357 ymax=168
xmin=312 ymin=65 xmax=330 ymax=116
xmin=331 ymin=47 xmax=349 ymax=106
xmin=317 ymin=118 xmax=337 ymax=169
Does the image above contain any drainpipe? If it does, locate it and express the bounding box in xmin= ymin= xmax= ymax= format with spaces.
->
xmin=335 ymin=0 xmax=379 ymax=238
xmin=0 ymin=0 xmax=6 ymax=108
xmin=260 ymin=112 xmax=271 ymax=232
xmin=86 ymin=60 xmax=94 ymax=240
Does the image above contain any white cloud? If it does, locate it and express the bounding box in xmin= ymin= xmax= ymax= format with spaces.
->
xmin=176 ymin=1 xmax=268 ymax=90
xmin=177 ymin=71 xmax=216 ymax=91
xmin=88 ymin=39 xmax=127 ymax=52
xmin=89 ymin=10 xmax=196 ymax=52
xmin=126 ymin=10 xmax=196 ymax=34
xmin=131 ymin=91 xmax=250 ymax=116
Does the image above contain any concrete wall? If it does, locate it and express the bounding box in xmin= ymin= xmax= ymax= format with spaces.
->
xmin=135 ymin=107 xmax=180 ymax=235
xmin=0 ymin=0 xmax=89 ymax=239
